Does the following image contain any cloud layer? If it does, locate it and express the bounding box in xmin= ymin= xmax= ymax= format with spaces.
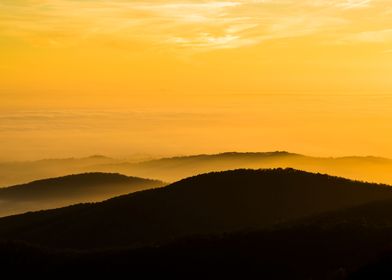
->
xmin=1 ymin=0 xmax=391 ymax=50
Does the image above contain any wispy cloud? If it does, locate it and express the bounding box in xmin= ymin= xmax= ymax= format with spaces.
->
xmin=0 ymin=0 xmax=390 ymax=51
xmin=344 ymin=29 xmax=392 ymax=43
xmin=335 ymin=0 xmax=372 ymax=9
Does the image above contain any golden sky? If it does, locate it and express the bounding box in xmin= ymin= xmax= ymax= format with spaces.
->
xmin=1 ymin=0 xmax=392 ymax=160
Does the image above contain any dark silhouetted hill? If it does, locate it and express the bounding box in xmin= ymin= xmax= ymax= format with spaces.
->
xmin=2 ymin=216 xmax=392 ymax=279
xmin=1 ymin=169 xmax=392 ymax=250
xmin=0 ymin=173 xmax=164 ymax=217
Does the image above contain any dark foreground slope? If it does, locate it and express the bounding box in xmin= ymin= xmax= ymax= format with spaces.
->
xmin=0 ymin=173 xmax=164 ymax=217
xmin=0 ymin=169 xmax=392 ymax=250
xmin=350 ymin=251 xmax=392 ymax=280
xmin=3 ymin=204 xmax=392 ymax=279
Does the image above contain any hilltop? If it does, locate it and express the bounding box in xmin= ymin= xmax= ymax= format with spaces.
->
xmin=0 ymin=173 xmax=164 ymax=217
xmin=0 ymin=169 xmax=391 ymax=249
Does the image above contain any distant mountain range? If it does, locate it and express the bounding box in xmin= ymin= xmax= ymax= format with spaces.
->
xmin=0 ymin=173 xmax=164 ymax=217
xmin=2 ymin=151 xmax=392 ymax=187
xmin=1 ymin=168 xmax=392 ymax=250
xmin=90 ymin=152 xmax=392 ymax=184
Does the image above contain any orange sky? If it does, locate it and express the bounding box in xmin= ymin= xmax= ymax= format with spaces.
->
xmin=1 ymin=0 xmax=392 ymax=160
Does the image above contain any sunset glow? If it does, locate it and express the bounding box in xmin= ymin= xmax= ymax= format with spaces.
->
xmin=1 ymin=0 xmax=392 ymax=159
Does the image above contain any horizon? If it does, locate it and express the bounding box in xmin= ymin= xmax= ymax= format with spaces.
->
xmin=2 ymin=150 xmax=392 ymax=163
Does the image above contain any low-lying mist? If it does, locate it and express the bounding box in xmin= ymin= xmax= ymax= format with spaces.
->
xmin=2 ymin=152 xmax=392 ymax=187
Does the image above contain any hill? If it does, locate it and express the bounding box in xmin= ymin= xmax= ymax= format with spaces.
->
xmin=88 ymin=152 xmax=392 ymax=184
xmin=3 ymin=152 xmax=392 ymax=187
xmin=0 ymin=173 xmax=164 ymax=217
xmin=0 ymin=155 xmax=120 ymax=186
xmin=0 ymin=169 xmax=392 ymax=249
xmin=3 ymin=203 xmax=392 ymax=278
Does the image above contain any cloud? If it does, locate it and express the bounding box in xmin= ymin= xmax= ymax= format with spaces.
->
xmin=344 ymin=29 xmax=392 ymax=43
xmin=0 ymin=0 xmax=390 ymax=51
xmin=335 ymin=0 xmax=372 ymax=9
xmin=308 ymin=0 xmax=372 ymax=9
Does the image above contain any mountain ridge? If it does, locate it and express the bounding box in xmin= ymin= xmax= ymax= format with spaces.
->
xmin=0 ymin=172 xmax=164 ymax=217
xmin=1 ymin=168 xmax=392 ymax=249
xmin=3 ymin=151 xmax=392 ymax=186
xmin=87 ymin=152 xmax=392 ymax=184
